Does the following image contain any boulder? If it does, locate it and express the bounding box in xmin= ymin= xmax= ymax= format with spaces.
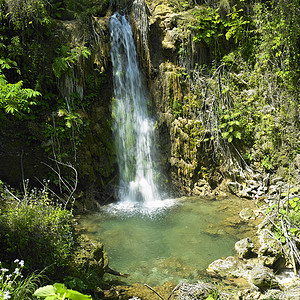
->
xmin=249 ymin=264 xmax=279 ymax=291
xmin=258 ymin=230 xmax=283 ymax=267
xmin=207 ymin=256 xmax=249 ymax=279
xmin=70 ymin=236 xmax=109 ymax=278
xmin=283 ymin=278 xmax=300 ymax=299
xmin=175 ymin=282 xmax=221 ymax=300
xmin=239 ymin=208 xmax=255 ymax=221
xmin=259 ymin=289 xmax=284 ymax=300
xmin=235 ymin=237 xmax=255 ymax=258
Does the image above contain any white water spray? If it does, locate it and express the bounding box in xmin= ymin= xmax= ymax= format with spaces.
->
xmin=109 ymin=13 xmax=174 ymax=214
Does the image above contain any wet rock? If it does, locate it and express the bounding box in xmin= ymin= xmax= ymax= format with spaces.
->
xmin=70 ymin=237 xmax=109 ymax=278
xmin=207 ymin=256 xmax=249 ymax=279
xmin=175 ymin=282 xmax=216 ymax=299
xmin=259 ymin=289 xmax=284 ymax=300
xmin=258 ymin=230 xmax=283 ymax=267
xmin=283 ymin=278 xmax=300 ymax=299
xmin=192 ymin=179 xmax=212 ymax=196
xmin=104 ymin=282 xmax=176 ymax=300
xmin=235 ymin=237 xmax=254 ymax=258
xmin=249 ymin=264 xmax=279 ymax=291
xmin=239 ymin=208 xmax=255 ymax=221
xmin=228 ymin=182 xmax=243 ymax=196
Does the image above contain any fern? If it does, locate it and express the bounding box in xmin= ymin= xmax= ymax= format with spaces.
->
xmin=0 ymin=74 xmax=40 ymax=115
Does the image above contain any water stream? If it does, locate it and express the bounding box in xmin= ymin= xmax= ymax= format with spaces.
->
xmin=110 ymin=13 xmax=173 ymax=214
xmin=78 ymin=14 xmax=254 ymax=287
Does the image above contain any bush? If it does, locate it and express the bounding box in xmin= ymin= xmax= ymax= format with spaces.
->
xmin=0 ymin=186 xmax=76 ymax=277
xmin=0 ymin=259 xmax=44 ymax=300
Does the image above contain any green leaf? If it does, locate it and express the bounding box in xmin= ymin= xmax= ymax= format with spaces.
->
xmin=33 ymin=285 xmax=56 ymax=297
xmin=228 ymin=136 xmax=233 ymax=143
xmin=45 ymin=296 xmax=57 ymax=300
xmin=54 ymin=283 xmax=68 ymax=296
xmin=222 ymin=131 xmax=229 ymax=139
xmin=66 ymin=290 xmax=92 ymax=300
xmin=233 ymin=131 xmax=241 ymax=139
xmin=66 ymin=120 xmax=72 ymax=128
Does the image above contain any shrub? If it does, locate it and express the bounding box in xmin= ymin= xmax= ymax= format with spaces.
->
xmin=0 ymin=259 xmax=43 ymax=300
xmin=0 ymin=186 xmax=76 ymax=277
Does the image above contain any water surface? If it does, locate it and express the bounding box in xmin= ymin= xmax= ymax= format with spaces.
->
xmin=79 ymin=197 xmax=250 ymax=286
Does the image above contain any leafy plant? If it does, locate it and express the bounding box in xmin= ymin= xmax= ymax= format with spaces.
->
xmin=52 ymin=45 xmax=91 ymax=79
xmin=0 ymin=59 xmax=40 ymax=115
xmin=190 ymin=5 xmax=250 ymax=59
xmin=0 ymin=259 xmax=43 ymax=300
xmin=261 ymin=157 xmax=272 ymax=171
xmin=0 ymin=185 xmax=76 ymax=275
xmin=33 ymin=283 xmax=92 ymax=300
xmin=191 ymin=7 xmax=223 ymax=46
xmin=219 ymin=111 xmax=242 ymax=143
xmin=57 ymin=108 xmax=83 ymax=129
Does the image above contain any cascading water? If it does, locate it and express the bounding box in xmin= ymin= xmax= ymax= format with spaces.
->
xmin=109 ymin=13 xmax=174 ymax=214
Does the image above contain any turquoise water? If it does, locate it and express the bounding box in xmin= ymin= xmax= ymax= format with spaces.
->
xmin=78 ymin=197 xmax=246 ymax=286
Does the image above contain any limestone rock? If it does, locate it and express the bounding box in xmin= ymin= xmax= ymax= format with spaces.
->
xmin=258 ymin=230 xmax=283 ymax=267
xmin=259 ymin=289 xmax=284 ymax=300
xmin=239 ymin=208 xmax=255 ymax=221
xmin=192 ymin=179 xmax=212 ymax=196
xmin=71 ymin=237 xmax=109 ymax=278
xmin=207 ymin=256 xmax=249 ymax=279
xmin=249 ymin=264 xmax=279 ymax=291
xmin=175 ymin=282 xmax=216 ymax=300
xmin=283 ymin=278 xmax=300 ymax=299
xmin=235 ymin=237 xmax=254 ymax=258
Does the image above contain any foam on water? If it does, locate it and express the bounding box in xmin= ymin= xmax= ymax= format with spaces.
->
xmin=103 ymin=197 xmax=177 ymax=217
xmin=110 ymin=12 xmax=171 ymax=213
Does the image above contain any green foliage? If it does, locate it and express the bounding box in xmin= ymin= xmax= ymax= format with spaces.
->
xmin=179 ymin=0 xmax=299 ymax=174
xmin=0 ymin=75 xmax=40 ymax=115
xmin=219 ymin=110 xmax=242 ymax=143
xmin=63 ymin=277 xmax=87 ymax=292
xmin=0 ymin=186 xmax=76 ymax=274
xmin=169 ymin=0 xmax=193 ymax=12
xmin=52 ymin=45 xmax=91 ymax=79
xmin=253 ymin=0 xmax=300 ymax=88
xmin=0 ymin=259 xmax=43 ymax=300
xmin=41 ymin=93 xmax=89 ymax=162
xmin=261 ymin=157 xmax=272 ymax=171
xmin=58 ymin=109 xmax=83 ymax=129
xmin=191 ymin=7 xmax=224 ymax=46
xmin=0 ymin=59 xmax=40 ymax=115
xmin=190 ymin=5 xmax=250 ymax=59
xmin=172 ymin=99 xmax=182 ymax=117
xmin=33 ymin=283 xmax=92 ymax=300
xmin=4 ymin=0 xmax=51 ymax=30
xmin=266 ymin=186 xmax=300 ymax=241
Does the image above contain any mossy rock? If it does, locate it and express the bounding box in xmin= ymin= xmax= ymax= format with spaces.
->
xmin=66 ymin=236 xmax=109 ymax=288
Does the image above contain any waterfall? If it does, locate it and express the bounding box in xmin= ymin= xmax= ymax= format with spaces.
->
xmin=109 ymin=13 xmax=174 ymax=214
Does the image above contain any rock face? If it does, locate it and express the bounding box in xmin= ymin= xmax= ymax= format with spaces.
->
xmin=249 ymin=264 xmax=279 ymax=291
xmin=235 ymin=237 xmax=254 ymax=258
xmin=207 ymin=256 xmax=250 ymax=279
xmin=1 ymin=0 xmax=299 ymax=206
xmin=69 ymin=237 xmax=109 ymax=279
